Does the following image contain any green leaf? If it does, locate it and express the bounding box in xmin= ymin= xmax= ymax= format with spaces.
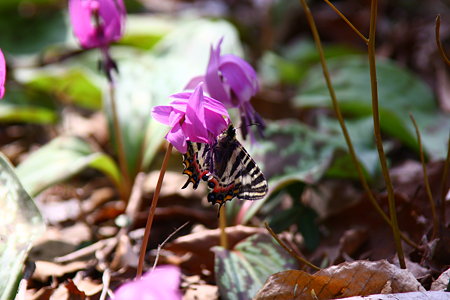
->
xmin=16 ymin=136 xmax=120 ymax=197
xmin=0 ymin=84 xmax=58 ymax=124
xmin=26 ymin=69 xmax=102 ymax=110
xmin=108 ymin=18 xmax=244 ymax=180
xmin=0 ymin=10 xmax=68 ymax=54
xmin=213 ymin=233 xmax=298 ymax=300
xmin=0 ymin=153 xmax=45 ymax=300
xmin=294 ymin=55 xmax=449 ymax=158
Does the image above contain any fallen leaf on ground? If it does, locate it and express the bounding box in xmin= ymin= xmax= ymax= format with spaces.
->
xmin=254 ymin=260 xmax=425 ymax=300
xmin=431 ymin=268 xmax=450 ymax=291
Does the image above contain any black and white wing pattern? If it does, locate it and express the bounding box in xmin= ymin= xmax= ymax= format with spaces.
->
xmin=182 ymin=125 xmax=268 ymax=208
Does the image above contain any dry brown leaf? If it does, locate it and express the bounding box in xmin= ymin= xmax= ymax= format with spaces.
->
xmin=183 ymin=284 xmax=218 ymax=300
xmin=254 ymin=260 xmax=425 ymax=300
xmin=33 ymin=261 xmax=89 ymax=282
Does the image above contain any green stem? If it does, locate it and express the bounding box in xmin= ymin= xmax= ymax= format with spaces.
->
xmin=435 ymin=15 xmax=450 ymax=67
xmin=440 ymin=134 xmax=450 ymax=227
xmin=136 ymin=143 xmax=173 ymax=278
xmin=322 ymin=0 xmax=369 ymax=43
xmin=298 ymin=0 xmax=418 ymax=250
xmin=367 ymin=0 xmax=405 ymax=268
xmin=219 ymin=206 xmax=228 ymax=249
xmin=410 ymin=114 xmax=438 ymax=239
xmin=264 ymin=222 xmax=320 ymax=271
xmin=108 ymin=83 xmax=132 ymax=200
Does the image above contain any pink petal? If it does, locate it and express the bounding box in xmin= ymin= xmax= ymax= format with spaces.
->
xmin=205 ymin=40 xmax=232 ymax=107
xmin=69 ymin=0 xmax=126 ymax=49
xmin=219 ymin=54 xmax=258 ymax=104
xmin=151 ymin=105 xmax=174 ymax=125
xmin=114 ymin=265 xmax=182 ymax=300
xmin=0 ymin=50 xmax=5 ymax=99
xmin=184 ymin=76 xmax=205 ymax=90
xmin=166 ymin=123 xmax=187 ymax=153
xmin=183 ymin=84 xmax=209 ymax=143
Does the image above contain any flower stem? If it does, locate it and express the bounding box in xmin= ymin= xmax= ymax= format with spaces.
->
xmin=298 ymin=0 xmax=418 ymax=250
xmin=322 ymin=0 xmax=369 ymax=43
xmin=264 ymin=222 xmax=320 ymax=271
xmin=108 ymin=82 xmax=132 ymax=200
xmin=440 ymin=134 xmax=450 ymax=227
xmin=367 ymin=0 xmax=405 ymax=268
xmin=410 ymin=114 xmax=438 ymax=239
xmin=219 ymin=205 xmax=228 ymax=249
xmin=136 ymin=143 xmax=173 ymax=278
xmin=435 ymin=15 xmax=450 ymax=67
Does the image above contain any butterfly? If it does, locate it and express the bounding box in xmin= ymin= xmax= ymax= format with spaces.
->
xmin=181 ymin=124 xmax=268 ymax=209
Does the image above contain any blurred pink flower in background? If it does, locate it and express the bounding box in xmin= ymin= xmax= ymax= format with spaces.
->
xmin=152 ymin=83 xmax=230 ymax=153
xmin=0 ymin=50 xmax=5 ymax=99
xmin=68 ymin=0 xmax=126 ymax=49
xmin=114 ymin=265 xmax=182 ymax=300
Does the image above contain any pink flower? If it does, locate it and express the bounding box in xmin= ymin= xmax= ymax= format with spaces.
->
xmin=186 ymin=39 xmax=265 ymax=140
xmin=68 ymin=0 xmax=126 ymax=49
xmin=0 ymin=50 xmax=5 ymax=99
xmin=114 ymin=265 xmax=182 ymax=300
xmin=152 ymin=83 xmax=230 ymax=153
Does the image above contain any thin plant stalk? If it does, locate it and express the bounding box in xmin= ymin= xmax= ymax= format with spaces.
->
xmin=108 ymin=82 xmax=132 ymax=200
xmin=298 ymin=0 xmax=418 ymax=250
xmin=410 ymin=114 xmax=438 ymax=239
xmin=264 ymin=222 xmax=320 ymax=271
xmin=219 ymin=206 xmax=228 ymax=249
xmin=435 ymin=15 xmax=450 ymax=67
xmin=322 ymin=0 xmax=368 ymax=44
xmin=136 ymin=143 xmax=173 ymax=278
xmin=440 ymin=134 xmax=450 ymax=226
xmin=367 ymin=0 xmax=405 ymax=268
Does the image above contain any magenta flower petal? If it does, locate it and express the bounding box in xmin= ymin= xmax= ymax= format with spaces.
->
xmin=183 ymin=85 xmax=209 ymax=143
xmin=114 ymin=265 xmax=182 ymax=300
xmin=205 ymin=41 xmax=232 ymax=107
xmin=152 ymin=84 xmax=230 ymax=153
xmin=167 ymin=122 xmax=187 ymax=153
xmin=184 ymin=75 xmax=205 ymax=90
xmin=69 ymin=0 xmax=126 ymax=49
xmin=0 ymin=50 xmax=5 ymax=99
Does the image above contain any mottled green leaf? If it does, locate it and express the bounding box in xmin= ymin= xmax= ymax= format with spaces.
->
xmin=0 ymin=153 xmax=45 ymax=300
xmin=213 ymin=233 xmax=298 ymax=300
xmin=0 ymin=85 xmax=57 ymax=124
xmin=26 ymin=69 xmax=102 ymax=110
xmin=295 ymin=55 xmax=450 ymax=158
xmin=16 ymin=136 xmax=120 ymax=197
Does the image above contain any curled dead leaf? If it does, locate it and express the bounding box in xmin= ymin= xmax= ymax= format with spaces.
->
xmin=254 ymin=260 xmax=425 ymax=300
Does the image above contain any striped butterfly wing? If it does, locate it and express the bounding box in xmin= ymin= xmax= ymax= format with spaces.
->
xmin=182 ymin=141 xmax=211 ymax=190
xmin=206 ymin=125 xmax=268 ymax=207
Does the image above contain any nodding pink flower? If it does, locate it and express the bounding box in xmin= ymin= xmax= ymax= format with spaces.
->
xmin=187 ymin=38 xmax=265 ymax=140
xmin=68 ymin=0 xmax=126 ymax=49
xmin=0 ymin=50 xmax=5 ymax=99
xmin=68 ymin=0 xmax=126 ymax=81
xmin=151 ymin=83 xmax=230 ymax=154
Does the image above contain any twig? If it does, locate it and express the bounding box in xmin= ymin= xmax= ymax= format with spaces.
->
xmin=152 ymin=221 xmax=189 ymax=271
xmin=409 ymin=114 xmax=438 ymax=239
xmin=136 ymin=143 xmax=173 ymax=278
xmin=219 ymin=205 xmax=228 ymax=249
xmin=367 ymin=0 xmax=405 ymax=268
xmin=298 ymin=0 xmax=418 ymax=250
xmin=99 ymin=269 xmax=111 ymax=300
xmin=322 ymin=0 xmax=369 ymax=43
xmin=264 ymin=222 xmax=320 ymax=271
xmin=435 ymin=15 xmax=450 ymax=67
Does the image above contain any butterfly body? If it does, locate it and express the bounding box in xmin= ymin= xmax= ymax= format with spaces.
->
xmin=182 ymin=125 xmax=268 ymax=208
